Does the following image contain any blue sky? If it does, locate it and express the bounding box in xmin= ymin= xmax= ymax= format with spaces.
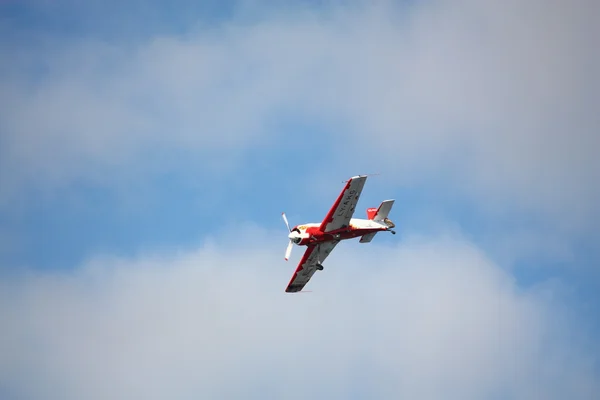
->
xmin=1 ymin=0 xmax=599 ymax=399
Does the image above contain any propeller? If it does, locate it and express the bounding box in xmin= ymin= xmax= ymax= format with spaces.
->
xmin=282 ymin=212 xmax=294 ymax=261
xmin=285 ymin=240 xmax=293 ymax=261
xmin=282 ymin=212 xmax=291 ymax=232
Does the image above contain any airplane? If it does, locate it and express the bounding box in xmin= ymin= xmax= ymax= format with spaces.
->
xmin=282 ymin=174 xmax=396 ymax=293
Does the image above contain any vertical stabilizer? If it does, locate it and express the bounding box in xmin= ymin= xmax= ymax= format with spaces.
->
xmin=366 ymin=207 xmax=378 ymax=220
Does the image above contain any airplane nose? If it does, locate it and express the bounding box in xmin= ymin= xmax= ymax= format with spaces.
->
xmin=288 ymin=231 xmax=301 ymax=243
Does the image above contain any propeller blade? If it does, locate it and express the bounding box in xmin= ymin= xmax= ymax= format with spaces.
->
xmin=282 ymin=212 xmax=291 ymax=232
xmin=285 ymin=240 xmax=293 ymax=261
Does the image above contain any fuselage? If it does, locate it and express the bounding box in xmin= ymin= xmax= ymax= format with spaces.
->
xmin=288 ymin=218 xmax=394 ymax=246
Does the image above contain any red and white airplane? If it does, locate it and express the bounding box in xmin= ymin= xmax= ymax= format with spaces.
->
xmin=282 ymin=174 xmax=396 ymax=293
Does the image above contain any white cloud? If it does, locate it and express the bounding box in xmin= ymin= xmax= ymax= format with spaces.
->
xmin=1 ymin=229 xmax=597 ymax=399
xmin=2 ymin=3 xmax=598 ymax=397
xmin=2 ymin=0 xmax=598 ymax=229
xmin=293 ymin=0 xmax=600 ymax=232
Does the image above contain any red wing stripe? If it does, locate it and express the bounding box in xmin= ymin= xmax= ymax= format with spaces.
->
xmin=285 ymin=246 xmax=316 ymax=292
xmin=318 ymin=179 xmax=352 ymax=232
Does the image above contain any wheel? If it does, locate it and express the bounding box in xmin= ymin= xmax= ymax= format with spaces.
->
xmin=316 ymin=264 xmax=324 ymax=271
xmin=390 ymin=230 xmax=396 ymax=235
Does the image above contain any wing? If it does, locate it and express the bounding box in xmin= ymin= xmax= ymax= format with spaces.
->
xmin=319 ymin=175 xmax=367 ymax=233
xmin=285 ymin=240 xmax=340 ymax=293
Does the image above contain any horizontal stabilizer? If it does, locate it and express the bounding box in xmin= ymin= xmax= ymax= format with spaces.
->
xmin=359 ymin=232 xmax=377 ymax=243
xmin=373 ymin=200 xmax=394 ymax=221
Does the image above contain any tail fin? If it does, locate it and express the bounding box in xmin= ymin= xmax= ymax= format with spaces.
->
xmin=366 ymin=207 xmax=378 ymax=220
xmin=366 ymin=200 xmax=395 ymax=221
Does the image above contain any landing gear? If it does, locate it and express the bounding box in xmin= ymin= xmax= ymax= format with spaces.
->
xmin=316 ymin=263 xmax=324 ymax=271
xmin=389 ymin=229 xmax=396 ymax=235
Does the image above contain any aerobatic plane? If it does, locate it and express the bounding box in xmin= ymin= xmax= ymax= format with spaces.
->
xmin=282 ymin=174 xmax=396 ymax=292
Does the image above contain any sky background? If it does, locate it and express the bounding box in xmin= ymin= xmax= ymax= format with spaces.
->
xmin=1 ymin=0 xmax=599 ymax=398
